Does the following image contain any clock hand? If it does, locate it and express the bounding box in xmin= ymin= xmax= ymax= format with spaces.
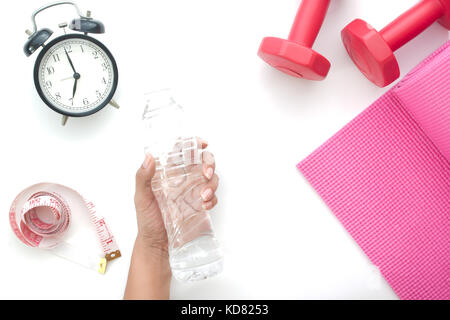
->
xmin=64 ymin=48 xmax=77 ymax=75
xmin=70 ymin=71 xmax=81 ymax=105
xmin=71 ymin=72 xmax=82 ymax=104
xmin=72 ymin=79 xmax=78 ymax=105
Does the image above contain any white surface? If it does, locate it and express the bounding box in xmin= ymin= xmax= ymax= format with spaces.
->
xmin=0 ymin=0 xmax=448 ymax=300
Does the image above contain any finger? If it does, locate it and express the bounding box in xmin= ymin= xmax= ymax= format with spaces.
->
xmin=135 ymin=154 xmax=157 ymax=209
xmin=198 ymin=138 xmax=208 ymax=150
xmin=201 ymin=174 xmax=219 ymax=202
xmin=202 ymin=196 xmax=218 ymax=211
xmin=202 ymin=151 xmax=216 ymax=180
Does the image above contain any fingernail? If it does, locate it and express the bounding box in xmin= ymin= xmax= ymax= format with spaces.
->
xmin=143 ymin=154 xmax=152 ymax=169
xmin=205 ymin=168 xmax=214 ymax=180
xmin=202 ymin=203 xmax=210 ymax=211
xmin=201 ymin=188 xmax=213 ymax=201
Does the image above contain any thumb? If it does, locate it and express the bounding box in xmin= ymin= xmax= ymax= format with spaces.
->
xmin=135 ymin=154 xmax=157 ymax=210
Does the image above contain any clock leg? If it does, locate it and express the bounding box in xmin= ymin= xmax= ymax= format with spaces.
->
xmin=62 ymin=116 xmax=69 ymax=126
xmin=109 ymin=99 xmax=120 ymax=109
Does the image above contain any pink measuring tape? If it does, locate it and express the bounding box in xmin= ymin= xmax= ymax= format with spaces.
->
xmin=9 ymin=183 xmax=121 ymax=274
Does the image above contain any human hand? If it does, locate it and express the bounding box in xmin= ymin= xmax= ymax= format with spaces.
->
xmin=134 ymin=140 xmax=220 ymax=254
xmin=125 ymin=140 xmax=219 ymax=300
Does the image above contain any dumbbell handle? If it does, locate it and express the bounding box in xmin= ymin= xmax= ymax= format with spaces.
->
xmin=380 ymin=0 xmax=445 ymax=52
xmin=289 ymin=0 xmax=331 ymax=48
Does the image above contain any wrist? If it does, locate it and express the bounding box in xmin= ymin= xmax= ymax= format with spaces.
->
xmin=133 ymin=236 xmax=172 ymax=285
xmin=134 ymin=235 xmax=171 ymax=284
xmin=135 ymin=235 xmax=170 ymax=262
xmin=124 ymin=236 xmax=172 ymax=300
xmin=136 ymin=233 xmax=169 ymax=256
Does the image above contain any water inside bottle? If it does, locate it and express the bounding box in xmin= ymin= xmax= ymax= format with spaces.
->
xmin=144 ymin=91 xmax=223 ymax=282
xmin=152 ymin=140 xmax=223 ymax=282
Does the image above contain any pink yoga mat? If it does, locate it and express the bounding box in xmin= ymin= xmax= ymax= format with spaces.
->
xmin=298 ymin=41 xmax=450 ymax=300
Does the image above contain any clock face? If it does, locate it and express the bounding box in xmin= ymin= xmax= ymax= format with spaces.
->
xmin=34 ymin=34 xmax=118 ymax=117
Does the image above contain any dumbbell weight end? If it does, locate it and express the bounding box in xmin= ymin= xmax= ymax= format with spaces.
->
xmin=258 ymin=0 xmax=332 ymax=81
xmin=342 ymin=0 xmax=450 ymax=87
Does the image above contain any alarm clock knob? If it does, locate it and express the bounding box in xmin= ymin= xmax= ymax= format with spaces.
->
xmin=24 ymin=28 xmax=53 ymax=57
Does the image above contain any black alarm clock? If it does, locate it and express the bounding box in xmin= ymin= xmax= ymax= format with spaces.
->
xmin=24 ymin=2 xmax=119 ymax=126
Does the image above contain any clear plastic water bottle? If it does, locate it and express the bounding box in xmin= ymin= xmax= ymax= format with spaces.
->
xmin=142 ymin=89 xmax=224 ymax=282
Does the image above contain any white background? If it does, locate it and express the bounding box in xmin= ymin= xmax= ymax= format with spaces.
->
xmin=0 ymin=0 xmax=448 ymax=300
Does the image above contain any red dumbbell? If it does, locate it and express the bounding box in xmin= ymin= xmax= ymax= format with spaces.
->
xmin=342 ymin=0 xmax=450 ymax=88
xmin=258 ymin=0 xmax=332 ymax=81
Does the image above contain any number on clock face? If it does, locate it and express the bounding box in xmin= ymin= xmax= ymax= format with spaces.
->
xmin=37 ymin=37 xmax=116 ymax=116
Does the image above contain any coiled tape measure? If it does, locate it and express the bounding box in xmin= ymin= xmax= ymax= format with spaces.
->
xmin=9 ymin=183 xmax=121 ymax=274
